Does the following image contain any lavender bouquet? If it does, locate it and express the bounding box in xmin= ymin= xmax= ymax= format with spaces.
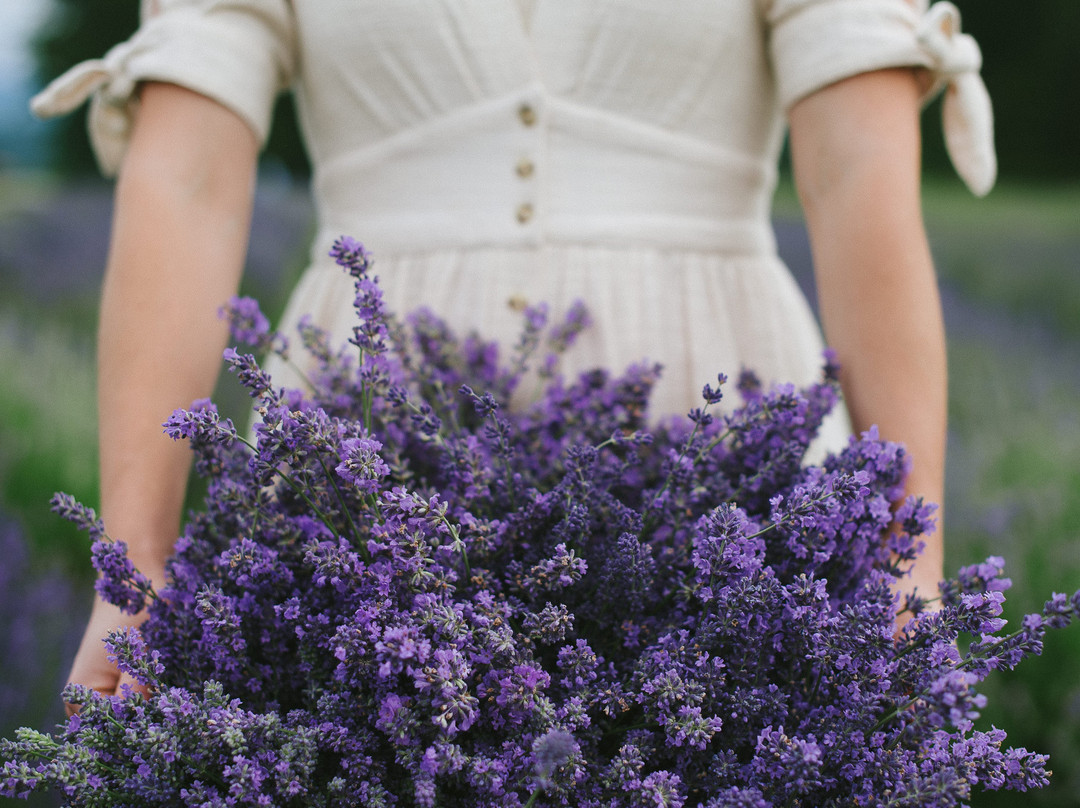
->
xmin=4 ymin=237 xmax=1078 ymax=807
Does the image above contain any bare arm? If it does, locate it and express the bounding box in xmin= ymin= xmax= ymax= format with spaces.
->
xmin=68 ymin=82 xmax=258 ymax=704
xmin=788 ymin=68 xmax=946 ymax=603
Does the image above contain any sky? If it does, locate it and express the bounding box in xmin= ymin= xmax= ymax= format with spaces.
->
xmin=0 ymin=0 xmax=50 ymax=85
xmin=0 ymin=0 xmax=55 ymax=166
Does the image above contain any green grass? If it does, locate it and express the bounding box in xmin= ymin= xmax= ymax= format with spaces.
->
xmin=945 ymin=331 xmax=1080 ymax=807
xmin=776 ymin=176 xmax=1080 ymax=339
xmin=773 ymin=175 xmax=1080 ymax=235
xmin=921 ymin=179 xmax=1080 ymax=237
xmin=0 ymin=308 xmax=98 ymax=577
xmin=0 ymin=170 xmax=62 ymax=219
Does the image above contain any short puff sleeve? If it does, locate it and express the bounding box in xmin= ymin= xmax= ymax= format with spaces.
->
xmin=763 ymin=0 xmax=995 ymax=196
xmin=30 ymin=0 xmax=297 ymax=177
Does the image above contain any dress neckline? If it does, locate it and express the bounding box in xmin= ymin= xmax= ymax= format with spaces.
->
xmin=507 ymin=0 xmax=544 ymax=87
xmin=515 ymin=0 xmax=537 ymax=33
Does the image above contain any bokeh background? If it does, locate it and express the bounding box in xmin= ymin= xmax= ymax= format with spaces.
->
xmin=1 ymin=1 xmax=1078 ymax=806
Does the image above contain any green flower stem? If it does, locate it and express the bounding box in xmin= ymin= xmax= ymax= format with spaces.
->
xmin=280 ymin=363 xmax=318 ymax=399
xmin=872 ymin=624 xmax=1040 ymax=739
xmin=316 ymin=456 xmax=371 ymax=556
xmin=428 ymin=507 xmax=471 ymax=580
xmin=236 ymin=433 xmax=343 ymax=542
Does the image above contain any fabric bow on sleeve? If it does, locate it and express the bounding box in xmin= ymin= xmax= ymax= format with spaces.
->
xmin=917 ymin=1 xmax=996 ymax=197
xmin=30 ymin=3 xmax=295 ymax=178
xmin=30 ymin=40 xmax=141 ymax=177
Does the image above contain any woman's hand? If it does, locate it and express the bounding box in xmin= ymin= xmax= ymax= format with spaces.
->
xmin=890 ymin=515 xmax=946 ymax=633
xmin=65 ymin=555 xmax=166 ymax=714
xmin=64 ymin=574 xmax=162 ymax=716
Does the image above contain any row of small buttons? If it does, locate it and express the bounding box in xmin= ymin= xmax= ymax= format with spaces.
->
xmin=516 ymin=103 xmax=537 ymax=225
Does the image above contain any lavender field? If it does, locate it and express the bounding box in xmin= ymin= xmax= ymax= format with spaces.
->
xmin=1 ymin=174 xmax=1078 ymax=806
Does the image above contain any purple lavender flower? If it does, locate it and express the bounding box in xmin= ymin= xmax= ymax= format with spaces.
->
xmin=220 ymin=295 xmax=272 ymax=348
xmin=162 ymin=398 xmax=237 ymax=445
xmin=335 ymin=436 xmax=390 ymax=493
xmin=547 ymin=299 xmax=591 ymax=355
xmin=533 ymin=728 xmax=578 ymax=787
xmin=49 ymin=492 xmax=104 ymax=542
xmin=223 ymin=347 xmax=276 ymax=399
xmin=90 ymin=538 xmax=151 ymax=614
xmin=329 ymin=235 xmax=372 ymax=276
xmin=0 ymin=515 xmax=81 ymax=743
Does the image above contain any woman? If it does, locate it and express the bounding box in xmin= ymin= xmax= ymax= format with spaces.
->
xmin=33 ymin=0 xmax=994 ymax=704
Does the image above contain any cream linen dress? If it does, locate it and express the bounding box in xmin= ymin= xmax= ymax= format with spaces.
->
xmin=33 ymin=0 xmax=995 ymax=448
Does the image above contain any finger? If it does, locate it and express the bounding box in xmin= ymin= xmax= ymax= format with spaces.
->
xmin=63 ymin=634 xmax=123 ymax=716
xmin=65 ymin=673 xmax=152 ymax=717
xmin=65 ymin=684 xmax=115 ymax=717
xmin=117 ymin=670 xmax=152 ymax=702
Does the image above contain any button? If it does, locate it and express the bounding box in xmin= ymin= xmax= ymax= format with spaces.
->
xmin=516 ymin=157 xmax=535 ymax=179
xmin=518 ymin=104 xmax=537 ymax=127
xmin=516 ymin=203 xmax=534 ymax=224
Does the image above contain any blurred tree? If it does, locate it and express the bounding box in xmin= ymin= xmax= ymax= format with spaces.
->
xmin=32 ymin=0 xmax=139 ymax=176
xmin=933 ymin=0 xmax=1080 ymax=183
xmin=30 ymin=0 xmax=1078 ymax=183
xmin=31 ymin=0 xmax=310 ymax=179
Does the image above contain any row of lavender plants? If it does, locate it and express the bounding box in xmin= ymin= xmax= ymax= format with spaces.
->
xmin=0 ymin=513 xmax=81 ymax=808
xmin=0 ymin=303 xmax=98 ymax=808
xmin=919 ymin=177 xmax=1080 ymax=808
xmin=942 ymin=328 xmax=1080 ymax=808
xmin=3 ymin=237 xmax=1079 ymax=806
xmin=0 ymin=514 xmax=80 ymax=735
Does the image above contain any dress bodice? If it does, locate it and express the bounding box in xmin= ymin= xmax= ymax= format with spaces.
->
xmin=32 ymin=0 xmax=995 ymax=262
xmin=290 ymin=1 xmax=785 ymax=258
xmin=27 ymin=0 xmax=996 ymax=434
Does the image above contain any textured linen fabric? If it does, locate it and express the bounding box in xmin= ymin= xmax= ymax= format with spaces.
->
xmin=31 ymin=0 xmax=295 ymax=176
xmin=32 ymin=0 xmax=995 ymax=448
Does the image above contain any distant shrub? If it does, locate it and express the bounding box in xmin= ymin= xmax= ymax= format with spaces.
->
xmin=0 ymin=513 xmax=81 ymax=738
